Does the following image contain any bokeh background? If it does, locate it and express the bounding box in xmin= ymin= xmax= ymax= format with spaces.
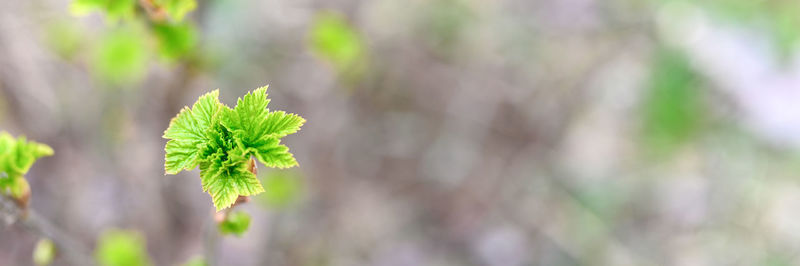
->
xmin=2 ymin=0 xmax=800 ymax=265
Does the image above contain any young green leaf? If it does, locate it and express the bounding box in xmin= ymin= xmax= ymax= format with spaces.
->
xmin=221 ymin=86 xmax=305 ymax=169
xmin=95 ymin=229 xmax=152 ymax=266
xmin=0 ymin=132 xmax=53 ymax=200
xmin=218 ymin=211 xmax=251 ymax=236
xmin=164 ymin=86 xmax=305 ymax=211
xmin=198 ymin=145 xmax=264 ymax=209
xmin=164 ymin=90 xmax=223 ymax=174
xmin=33 ymin=238 xmax=56 ymax=266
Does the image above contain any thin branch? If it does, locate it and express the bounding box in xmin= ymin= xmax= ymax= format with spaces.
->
xmin=0 ymin=194 xmax=95 ymax=266
xmin=202 ymin=214 xmax=219 ymax=266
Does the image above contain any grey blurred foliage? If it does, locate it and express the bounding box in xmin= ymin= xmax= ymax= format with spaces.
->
xmin=1 ymin=0 xmax=800 ymax=265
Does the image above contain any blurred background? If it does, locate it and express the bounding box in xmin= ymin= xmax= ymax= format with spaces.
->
xmin=2 ymin=0 xmax=800 ymax=265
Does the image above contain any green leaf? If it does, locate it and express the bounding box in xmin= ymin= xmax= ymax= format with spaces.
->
xmin=164 ymin=87 xmax=305 ymax=211
xmin=309 ymin=11 xmax=367 ymax=73
xmin=262 ymin=111 xmax=306 ymax=138
xmin=0 ymin=132 xmax=53 ymax=196
xmin=198 ymin=146 xmax=264 ymax=210
xmin=221 ymin=86 xmax=304 ymax=168
xmin=154 ymin=0 xmax=197 ymax=22
xmin=218 ymin=211 xmax=251 ymax=236
xmin=153 ymin=22 xmax=198 ymax=60
xmin=164 ymin=90 xmax=224 ymax=174
xmin=33 ymin=238 xmax=56 ymax=266
xmin=91 ymin=25 xmax=149 ymax=85
xmin=247 ymin=137 xmax=298 ymax=169
xmin=220 ymin=86 xmax=271 ymax=144
xmin=96 ymin=229 xmax=152 ymax=266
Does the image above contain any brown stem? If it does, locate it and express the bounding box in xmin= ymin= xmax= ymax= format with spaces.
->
xmin=0 ymin=193 xmax=95 ymax=266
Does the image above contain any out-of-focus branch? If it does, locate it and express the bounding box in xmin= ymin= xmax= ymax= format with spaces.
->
xmin=202 ymin=215 xmax=219 ymax=266
xmin=0 ymin=194 xmax=95 ymax=266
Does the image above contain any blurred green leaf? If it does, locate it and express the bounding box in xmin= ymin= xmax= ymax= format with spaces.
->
xmin=95 ymin=229 xmax=152 ymax=266
xmin=153 ymin=22 xmax=198 ymax=60
xmin=91 ymin=25 xmax=149 ymax=85
xmin=155 ymin=0 xmax=197 ymax=22
xmin=641 ymin=48 xmax=704 ymax=154
xmin=258 ymin=170 xmax=303 ymax=209
xmin=309 ymin=11 xmax=367 ymax=76
xmin=218 ymin=211 xmax=251 ymax=236
xmin=33 ymin=238 xmax=56 ymax=266
xmin=70 ymin=0 xmax=136 ymax=21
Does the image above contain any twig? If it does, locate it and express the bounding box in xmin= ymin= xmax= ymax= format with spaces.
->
xmin=0 ymin=194 xmax=95 ymax=266
xmin=202 ymin=158 xmax=258 ymax=266
xmin=202 ymin=214 xmax=219 ymax=266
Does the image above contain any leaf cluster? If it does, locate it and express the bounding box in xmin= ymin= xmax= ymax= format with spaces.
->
xmin=68 ymin=0 xmax=199 ymax=85
xmin=0 ymin=132 xmax=53 ymax=200
xmin=164 ymin=86 xmax=305 ymax=210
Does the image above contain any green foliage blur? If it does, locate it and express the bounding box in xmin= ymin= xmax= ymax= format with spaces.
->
xmin=257 ymin=170 xmax=303 ymax=209
xmin=95 ymin=230 xmax=152 ymax=266
xmin=218 ymin=211 xmax=251 ymax=236
xmin=153 ymin=22 xmax=197 ymax=61
xmin=91 ymin=25 xmax=149 ymax=85
xmin=32 ymin=238 xmax=55 ymax=266
xmin=69 ymin=0 xmax=199 ymax=85
xmin=309 ymin=11 xmax=368 ymax=82
xmin=641 ymin=48 xmax=705 ymax=155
